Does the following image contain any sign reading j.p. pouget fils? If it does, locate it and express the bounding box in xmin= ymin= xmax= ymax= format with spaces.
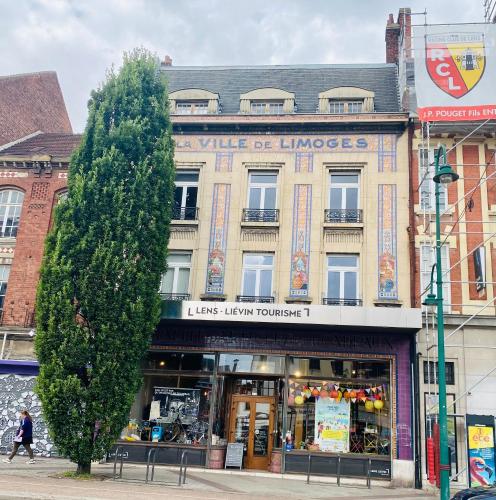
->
xmin=179 ymin=301 xmax=422 ymax=330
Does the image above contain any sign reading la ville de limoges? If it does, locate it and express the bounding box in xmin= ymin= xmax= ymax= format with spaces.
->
xmin=174 ymin=134 xmax=389 ymax=153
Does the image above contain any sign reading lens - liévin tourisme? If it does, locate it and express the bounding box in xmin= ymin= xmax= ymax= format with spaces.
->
xmin=175 ymin=301 xmax=421 ymax=330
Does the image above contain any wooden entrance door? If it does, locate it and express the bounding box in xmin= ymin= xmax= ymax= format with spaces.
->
xmin=228 ymin=395 xmax=275 ymax=470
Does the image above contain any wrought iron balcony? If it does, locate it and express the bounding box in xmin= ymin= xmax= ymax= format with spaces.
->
xmin=242 ymin=209 xmax=279 ymax=223
xmin=172 ymin=206 xmax=198 ymax=221
xmin=322 ymin=298 xmax=363 ymax=306
xmin=160 ymin=293 xmax=191 ymax=301
xmin=324 ymin=209 xmax=362 ymax=223
xmin=236 ymin=295 xmax=275 ymax=303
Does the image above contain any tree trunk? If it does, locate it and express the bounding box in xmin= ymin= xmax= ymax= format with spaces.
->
xmin=77 ymin=462 xmax=91 ymax=475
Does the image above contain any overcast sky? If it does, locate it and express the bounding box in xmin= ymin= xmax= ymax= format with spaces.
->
xmin=2 ymin=0 xmax=485 ymax=132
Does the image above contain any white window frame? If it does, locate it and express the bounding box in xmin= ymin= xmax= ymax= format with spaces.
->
xmin=329 ymin=172 xmax=360 ymax=210
xmin=0 ymin=189 xmax=24 ymax=238
xmin=0 ymin=264 xmax=10 ymax=312
xmin=250 ymin=101 xmax=284 ymax=115
xmin=328 ymin=100 xmax=363 ymax=114
xmin=326 ymin=254 xmax=359 ymax=301
xmin=160 ymin=252 xmax=192 ymax=295
xmin=241 ymin=253 xmax=274 ymax=297
xmin=174 ymin=170 xmax=199 ymax=209
xmin=420 ymin=244 xmax=451 ymax=313
xmin=247 ymin=171 xmax=278 ymax=210
xmin=419 ymin=148 xmax=448 ymax=212
xmin=176 ymin=101 xmax=208 ymax=115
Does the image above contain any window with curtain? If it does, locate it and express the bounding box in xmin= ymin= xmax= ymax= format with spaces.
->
xmin=0 ymin=190 xmax=24 ymax=238
xmin=160 ymin=252 xmax=192 ymax=296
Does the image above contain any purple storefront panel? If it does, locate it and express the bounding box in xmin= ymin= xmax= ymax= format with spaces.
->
xmin=0 ymin=360 xmax=39 ymax=376
xmin=153 ymin=322 xmax=414 ymax=460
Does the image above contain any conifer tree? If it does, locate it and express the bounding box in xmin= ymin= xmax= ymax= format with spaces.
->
xmin=35 ymin=49 xmax=174 ymax=474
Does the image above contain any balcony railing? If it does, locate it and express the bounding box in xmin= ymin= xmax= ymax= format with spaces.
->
xmin=236 ymin=295 xmax=275 ymax=303
xmin=160 ymin=293 xmax=191 ymax=301
xmin=324 ymin=209 xmax=362 ymax=223
xmin=322 ymin=298 xmax=363 ymax=306
xmin=242 ymin=209 xmax=279 ymax=223
xmin=172 ymin=206 xmax=198 ymax=221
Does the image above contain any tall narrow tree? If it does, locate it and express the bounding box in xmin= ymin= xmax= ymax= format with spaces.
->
xmin=35 ymin=49 xmax=174 ymax=474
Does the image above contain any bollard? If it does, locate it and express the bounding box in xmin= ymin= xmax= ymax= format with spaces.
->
xmin=367 ymin=458 xmax=371 ymax=489
xmin=337 ymin=454 xmax=341 ymax=486
xmin=306 ymin=454 xmax=312 ymax=484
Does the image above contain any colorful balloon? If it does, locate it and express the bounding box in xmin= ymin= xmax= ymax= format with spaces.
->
xmin=365 ymin=400 xmax=375 ymax=412
xmin=374 ymin=400 xmax=384 ymax=410
xmin=295 ymin=395 xmax=305 ymax=405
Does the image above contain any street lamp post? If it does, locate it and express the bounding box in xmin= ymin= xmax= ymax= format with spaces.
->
xmin=423 ymin=145 xmax=459 ymax=500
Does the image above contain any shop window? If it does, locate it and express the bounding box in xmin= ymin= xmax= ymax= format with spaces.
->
xmin=287 ymin=357 xmax=391 ymax=456
xmin=0 ymin=264 xmax=10 ymax=313
xmin=244 ymin=171 xmax=278 ymax=222
xmin=218 ymin=353 xmax=284 ymax=375
xmin=0 ymin=189 xmax=24 ymax=238
xmin=423 ymin=360 xmax=455 ymax=385
xmin=160 ymin=252 xmax=192 ymax=299
xmin=145 ymin=352 xmax=215 ymax=372
xmin=420 ymin=244 xmax=451 ymax=313
xmin=325 ymin=254 xmax=360 ymax=306
xmin=233 ymin=379 xmax=276 ymax=396
xmin=326 ymin=172 xmax=361 ymax=223
xmin=241 ymin=254 xmax=274 ymax=300
xmin=419 ymin=148 xmax=447 ymax=211
xmin=173 ymin=170 xmax=198 ymax=220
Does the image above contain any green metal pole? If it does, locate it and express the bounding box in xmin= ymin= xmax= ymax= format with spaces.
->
xmin=434 ymin=145 xmax=450 ymax=500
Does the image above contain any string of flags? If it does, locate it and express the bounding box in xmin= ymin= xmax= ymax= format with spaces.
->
xmin=288 ymin=381 xmax=387 ymax=411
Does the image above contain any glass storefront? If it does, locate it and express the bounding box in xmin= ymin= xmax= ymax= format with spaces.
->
xmin=125 ymin=350 xmax=394 ymax=473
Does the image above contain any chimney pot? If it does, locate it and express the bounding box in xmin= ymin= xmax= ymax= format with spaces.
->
xmin=164 ymin=55 xmax=172 ymax=66
xmin=388 ymin=13 xmax=394 ymax=25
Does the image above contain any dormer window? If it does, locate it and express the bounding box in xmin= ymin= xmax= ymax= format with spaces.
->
xmin=319 ymin=87 xmax=374 ymax=114
xmin=176 ymin=101 xmax=208 ymax=115
xmin=328 ymin=100 xmax=363 ymax=114
xmin=240 ymin=88 xmax=295 ymax=114
xmin=169 ymin=89 xmax=219 ymax=114
xmin=250 ymin=100 xmax=284 ymax=115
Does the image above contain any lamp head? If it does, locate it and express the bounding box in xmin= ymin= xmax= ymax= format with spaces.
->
xmin=433 ymin=163 xmax=459 ymax=185
xmin=422 ymin=293 xmax=438 ymax=307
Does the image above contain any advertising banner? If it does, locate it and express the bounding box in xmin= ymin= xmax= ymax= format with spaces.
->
xmin=152 ymin=387 xmax=200 ymax=424
xmin=315 ymin=398 xmax=350 ymax=452
xmin=413 ymin=24 xmax=496 ymax=121
xmin=466 ymin=414 xmax=496 ymax=487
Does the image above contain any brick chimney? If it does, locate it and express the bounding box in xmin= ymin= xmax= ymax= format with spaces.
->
xmin=163 ymin=55 xmax=172 ymax=66
xmin=385 ymin=13 xmax=400 ymax=65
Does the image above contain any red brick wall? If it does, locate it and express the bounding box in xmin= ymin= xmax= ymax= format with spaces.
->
xmin=1 ymin=169 xmax=67 ymax=327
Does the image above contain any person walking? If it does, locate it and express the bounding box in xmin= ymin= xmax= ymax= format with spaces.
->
xmin=3 ymin=410 xmax=35 ymax=464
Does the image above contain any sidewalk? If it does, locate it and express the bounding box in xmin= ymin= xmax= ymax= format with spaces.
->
xmin=0 ymin=457 xmax=438 ymax=500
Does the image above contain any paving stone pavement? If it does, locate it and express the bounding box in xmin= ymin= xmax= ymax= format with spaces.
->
xmin=0 ymin=457 xmax=440 ymax=499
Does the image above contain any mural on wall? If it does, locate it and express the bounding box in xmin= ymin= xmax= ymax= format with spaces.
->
xmin=215 ymin=152 xmax=233 ymax=172
xmin=205 ymin=184 xmax=231 ymax=294
xmin=289 ymin=185 xmax=312 ymax=297
xmin=0 ymin=374 xmax=54 ymax=457
xmin=377 ymin=134 xmax=397 ymax=172
xmin=295 ymin=152 xmax=314 ymax=173
xmin=378 ymin=184 xmax=398 ymax=299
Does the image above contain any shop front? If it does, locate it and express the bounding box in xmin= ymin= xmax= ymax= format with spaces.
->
xmin=118 ymin=302 xmax=420 ymax=485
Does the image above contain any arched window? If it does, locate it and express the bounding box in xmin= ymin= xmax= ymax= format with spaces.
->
xmin=0 ymin=189 xmax=24 ymax=238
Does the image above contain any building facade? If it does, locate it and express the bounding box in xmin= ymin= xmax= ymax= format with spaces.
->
xmin=388 ymin=8 xmax=496 ymax=487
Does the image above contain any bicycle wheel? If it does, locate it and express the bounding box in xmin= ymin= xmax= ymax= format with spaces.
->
xmin=163 ymin=423 xmax=181 ymax=442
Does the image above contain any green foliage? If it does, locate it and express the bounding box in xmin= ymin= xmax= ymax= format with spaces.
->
xmin=35 ymin=48 xmax=174 ymax=471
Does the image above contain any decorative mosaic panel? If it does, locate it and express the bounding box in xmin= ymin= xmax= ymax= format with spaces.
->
xmin=205 ymin=184 xmax=231 ymax=294
xmin=0 ymin=374 xmax=54 ymax=457
xmin=378 ymin=184 xmax=398 ymax=299
xmin=0 ymin=172 xmax=28 ymax=178
xmin=377 ymin=134 xmax=397 ymax=172
xmin=289 ymin=185 xmax=312 ymax=297
xmin=295 ymin=152 xmax=313 ymax=173
xmin=215 ymin=152 xmax=233 ymax=172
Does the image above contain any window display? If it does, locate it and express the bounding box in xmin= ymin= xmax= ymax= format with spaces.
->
xmin=286 ymin=357 xmax=391 ymax=455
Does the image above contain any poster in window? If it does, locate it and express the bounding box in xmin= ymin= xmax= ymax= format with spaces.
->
xmin=315 ymin=398 xmax=350 ymax=453
xmin=467 ymin=416 xmax=496 ymax=487
xmin=152 ymin=387 xmax=200 ymax=424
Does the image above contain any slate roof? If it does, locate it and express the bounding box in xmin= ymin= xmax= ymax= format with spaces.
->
xmin=0 ymin=71 xmax=73 ymax=146
xmin=0 ymin=133 xmax=81 ymax=159
xmin=161 ymin=64 xmax=401 ymax=114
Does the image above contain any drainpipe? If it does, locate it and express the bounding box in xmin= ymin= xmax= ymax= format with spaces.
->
xmin=407 ymin=119 xmax=417 ymax=308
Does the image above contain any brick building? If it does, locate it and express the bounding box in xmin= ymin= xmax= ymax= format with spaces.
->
xmin=386 ymin=8 xmax=496 ymax=487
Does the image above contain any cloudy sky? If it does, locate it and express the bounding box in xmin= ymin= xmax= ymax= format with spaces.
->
xmin=3 ymin=0 xmax=486 ymax=132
